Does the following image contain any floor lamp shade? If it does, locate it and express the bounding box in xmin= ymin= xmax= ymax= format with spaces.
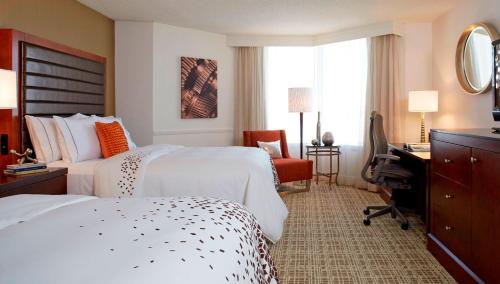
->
xmin=288 ymin=87 xmax=313 ymax=160
xmin=0 ymin=69 xmax=17 ymax=109
xmin=288 ymin=87 xmax=313 ymax=113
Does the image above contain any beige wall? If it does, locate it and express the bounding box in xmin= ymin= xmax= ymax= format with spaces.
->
xmin=0 ymin=0 xmax=115 ymax=115
xmin=402 ymin=23 xmax=433 ymax=142
xmin=432 ymin=0 xmax=500 ymax=129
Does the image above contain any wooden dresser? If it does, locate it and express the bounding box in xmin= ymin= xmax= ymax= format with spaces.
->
xmin=429 ymin=129 xmax=500 ymax=284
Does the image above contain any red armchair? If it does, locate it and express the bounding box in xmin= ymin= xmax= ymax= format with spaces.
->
xmin=243 ymin=130 xmax=313 ymax=194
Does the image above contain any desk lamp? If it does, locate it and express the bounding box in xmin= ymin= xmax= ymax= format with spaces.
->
xmin=409 ymin=90 xmax=438 ymax=143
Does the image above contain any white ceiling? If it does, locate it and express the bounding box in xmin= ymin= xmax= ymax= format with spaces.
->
xmin=78 ymin=0 xmax=459 ymax=36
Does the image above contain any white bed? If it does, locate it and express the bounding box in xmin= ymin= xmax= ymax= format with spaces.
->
xmin=48 ymin=144 xmax=288 ymax=242
xmin=0 ymin=194 xmax=279 ymax=284
xmin=48 ymin=159 xmax=102 ymax=195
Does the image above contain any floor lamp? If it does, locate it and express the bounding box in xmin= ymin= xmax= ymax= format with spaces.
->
xmin=288 ymin=87 xmax=313 ymax=159
xmin=408 ymin=90 xmax=438 ymax=143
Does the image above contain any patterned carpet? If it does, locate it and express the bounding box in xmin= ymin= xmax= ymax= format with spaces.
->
xmin=269 ymin=182 xmax=456 ymax=284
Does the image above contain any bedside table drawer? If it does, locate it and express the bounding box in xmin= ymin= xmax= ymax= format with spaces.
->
xmin=0 ymin=175 xmax=66 ymax=197
xmin=0 ymin=168 xmax=67 ymax=198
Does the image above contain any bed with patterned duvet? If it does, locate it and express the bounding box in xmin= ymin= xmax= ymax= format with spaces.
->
xmin=0 ymin=194 xmax=279 ymax=284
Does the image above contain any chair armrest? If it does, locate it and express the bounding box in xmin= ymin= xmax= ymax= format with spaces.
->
xmin=374 ymin=154 xmax=400 ymax=161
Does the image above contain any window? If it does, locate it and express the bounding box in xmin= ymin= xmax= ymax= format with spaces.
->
xmin=264 ymin=38 xmax=368 ymax=185
xmin=264 ymin=47 xmax=316 ymax=144
xmin=265 ymin=38 xmax=368 ymax=146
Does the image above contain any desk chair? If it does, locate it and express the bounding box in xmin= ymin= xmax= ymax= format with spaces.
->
xmin=361 ymin=111 xmax=413 ymax=230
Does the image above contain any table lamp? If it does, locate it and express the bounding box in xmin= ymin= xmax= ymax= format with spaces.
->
xmin=0 ymin=69 xmax=17 ymax=155
xmin=0 ymin=69 xmax=17 ymax=109
xmin=408 ymin=90 xmax=438 ymax=143
xmin=289 ymin=87 xmax=313 ymax=159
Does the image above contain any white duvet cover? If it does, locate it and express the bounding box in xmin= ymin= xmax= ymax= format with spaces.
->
xmin=0 ymin=194 xmax=279 ymax=284
xmin=94 ymin=144 xmax=288 ymax=242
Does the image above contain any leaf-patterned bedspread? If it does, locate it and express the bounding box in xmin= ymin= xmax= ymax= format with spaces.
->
xmin=0 ymin=195 xmax=279 ymax=284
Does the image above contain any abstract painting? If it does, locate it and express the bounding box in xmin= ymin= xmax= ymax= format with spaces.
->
xmin=180 ymin=57 xmax=218 ymax=118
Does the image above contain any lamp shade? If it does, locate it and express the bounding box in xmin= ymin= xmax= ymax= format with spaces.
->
xmin=0 ymin=69 xmax=17 ymax=109
xmin=288 ymin=87 xmax=313 ymax=113
xmin=408 ymin=90 xmax=438 ymax=112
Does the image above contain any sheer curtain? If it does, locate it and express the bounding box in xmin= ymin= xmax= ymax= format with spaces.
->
xmin=264 ymin=38 xmax=368 ymax=187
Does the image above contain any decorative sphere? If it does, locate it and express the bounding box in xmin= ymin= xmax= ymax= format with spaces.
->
xmin=322 ymin=132 xmax=334 ymax=146
xmin=311 ymin=139 xmax=319 ymax=146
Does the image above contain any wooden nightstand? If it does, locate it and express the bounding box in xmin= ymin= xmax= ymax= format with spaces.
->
xmin=0 ymin=167 xmax=68 ymax=198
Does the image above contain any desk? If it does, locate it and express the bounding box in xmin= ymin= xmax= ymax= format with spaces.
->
xmin=305 ymin=145 xmax=341 ymax=187
xmin=387 ymin=143 xmax=431 ymax=231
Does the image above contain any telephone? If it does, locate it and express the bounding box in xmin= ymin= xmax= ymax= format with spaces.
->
xmin=404 ymin=143 xmax=430 ymax=152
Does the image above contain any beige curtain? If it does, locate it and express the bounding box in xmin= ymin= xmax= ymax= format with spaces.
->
xmin=362 ymin=34 xmax=404 ymax=192
xmin=366 ymin=34 xmax=404 ymax=143
xmin=234 ymin=47 xmax=266 ymax=145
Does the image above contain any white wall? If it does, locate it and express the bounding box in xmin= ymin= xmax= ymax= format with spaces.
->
xmin=115 ymin=21 xmax=235 ymax=146
xmin=152 ymin=23 xmax=235 ymax=146
xmin=401 ymin=23 xmax=433 ymax=142
xmin=432 ymin=0 xmax=500 ymax=129
xmin=115 ymin=22 xmax=154 ymax=146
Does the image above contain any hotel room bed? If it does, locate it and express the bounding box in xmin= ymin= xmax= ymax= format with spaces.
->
xmin=48 ymin=144 xmax=288 ymax=242
xmin=17 ymin=41 xmax=287 ymax=243
xmin=0 ymin=194 xmax=279 ymax=284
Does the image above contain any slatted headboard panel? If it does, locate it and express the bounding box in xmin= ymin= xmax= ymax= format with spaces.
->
xmin=20 ymin=42 xmax=105 ymax=151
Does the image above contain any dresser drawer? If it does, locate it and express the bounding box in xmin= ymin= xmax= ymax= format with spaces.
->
xmin=431 ymin=203 xmax=471 ymax=264
xmin=431 ymin=140 xmax=470 ymax=186
xmin=431 ymin=173 xmax=470 ymax=213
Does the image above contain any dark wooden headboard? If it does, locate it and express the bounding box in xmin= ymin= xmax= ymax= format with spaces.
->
xmin=0 ymin=29 xmax=107 ymax=167
xmin=20 ymin=42 xmax=106 ymax=151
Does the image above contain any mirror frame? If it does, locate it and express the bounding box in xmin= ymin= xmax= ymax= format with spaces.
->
xmin=456 ymin=23 xmax=499 ymax=95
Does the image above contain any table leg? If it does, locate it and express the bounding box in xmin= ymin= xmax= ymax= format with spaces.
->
xmin=335 ymin=153 xmax=340 ymax=186
xmin=315 ymin=152 xmax=319 ymax=185
xmin=329 ymin=150 xmax=332 ymax=188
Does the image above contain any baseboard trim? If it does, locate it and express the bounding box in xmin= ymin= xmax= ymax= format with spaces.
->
xmin=154 ymin=128 xmax=233 ymax=136
xmin=427 ymin=233 xmax=483 ymax=284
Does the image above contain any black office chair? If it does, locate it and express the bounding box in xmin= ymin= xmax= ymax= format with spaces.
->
xmin=361 ymin=111 xmax=412 ymax=230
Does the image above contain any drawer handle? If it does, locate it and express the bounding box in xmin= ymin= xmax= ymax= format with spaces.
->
xmin=470 ymin=157 xmax=478 ymax=164
xmin=444 ymin=194 xmax=453 ymax=199
xmin=444 ymin=158 xmax=452 ymax=164
xmin=444 ymin=225 xmax=453 ymax=231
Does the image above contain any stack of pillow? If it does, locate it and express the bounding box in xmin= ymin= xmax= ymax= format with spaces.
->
xmin=25 ymin=114 xmax=136 ymax=164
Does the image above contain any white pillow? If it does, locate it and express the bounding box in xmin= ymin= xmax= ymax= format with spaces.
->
xmin=53 ymin=114 xmax=89 ymax=162
xmin=53 ymin=115 xmax=102 ymax=162
xmin=257 ymin=140 xmax=283 ymax=158
xmin=91 ymin=115 xmax=137 ymax=149
xmin=25 ymin=116 xmax=62 ymax=163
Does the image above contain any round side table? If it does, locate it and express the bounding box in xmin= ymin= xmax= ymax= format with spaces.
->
xmin=305 ymin=145 xmax=341 ymax=187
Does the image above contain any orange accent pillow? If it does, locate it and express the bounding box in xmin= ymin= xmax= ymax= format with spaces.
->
xmin=95 ymin=121 xmax=129 ymax=158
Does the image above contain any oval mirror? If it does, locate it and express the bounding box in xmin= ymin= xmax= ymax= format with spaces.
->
xmin=456 ymin=23 xmax=499 ymax=95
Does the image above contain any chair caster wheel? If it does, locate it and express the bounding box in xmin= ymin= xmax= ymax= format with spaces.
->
xmin=363 ymin=219 xmax=371 ymax=226
xmin=363 ymin=209 xmax=370 ymax=215
xmin=401 ymin=223 xmax=409 ymax=230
